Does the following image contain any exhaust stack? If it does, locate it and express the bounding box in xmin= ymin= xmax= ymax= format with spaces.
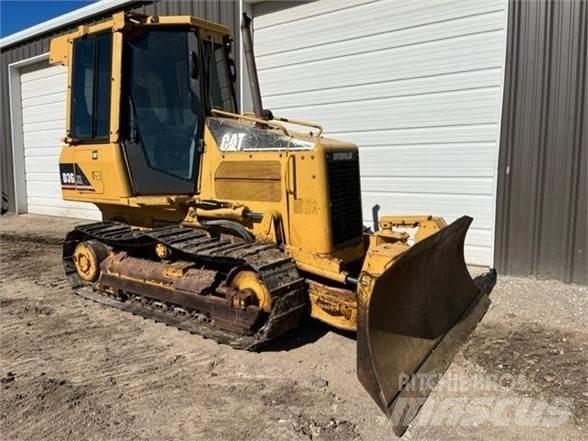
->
xmin=241 ymin=13 xmax=266 ymax=120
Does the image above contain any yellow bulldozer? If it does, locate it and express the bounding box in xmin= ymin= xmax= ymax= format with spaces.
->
xmin=49 ymin=12 xmax=495 ymax=435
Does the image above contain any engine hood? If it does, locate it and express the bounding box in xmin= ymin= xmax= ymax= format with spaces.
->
xmin=206 ymin=116 xmax=356 ymax=152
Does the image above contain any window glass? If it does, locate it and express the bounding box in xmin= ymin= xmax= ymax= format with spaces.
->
xmin=95 ymin=33 xmax=112 ymax=138
xmin=70 ymin=33 xmax=112 ymax=140
xmin=71 ymin=37 xmax=94 ymax=138
xmin=203 ymin=38 xmax=235 ymax=112
xmin=125 ymin=30 xmax=201 ymax=181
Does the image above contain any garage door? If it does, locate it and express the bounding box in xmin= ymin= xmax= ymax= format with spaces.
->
xmin=252 ymin=0 xmax=507 ymax=266
xmin=20 ymin=61 xmax=101 ymax=220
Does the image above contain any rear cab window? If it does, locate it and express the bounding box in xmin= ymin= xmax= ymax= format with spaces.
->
xmin=70 ymin=32 xmax=112 ymax=141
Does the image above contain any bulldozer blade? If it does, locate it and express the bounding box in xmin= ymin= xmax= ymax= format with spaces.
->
xmin=357 ymin=216 xmax=494 ymax=436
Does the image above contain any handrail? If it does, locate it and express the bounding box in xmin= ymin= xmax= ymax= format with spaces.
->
xmin=210 ymin=109 xmax=323 ymax=137
xmin=211 ymin=109 xmax=290 ymax=136
xmin=273 ymin=116 xmax=323 ymax=137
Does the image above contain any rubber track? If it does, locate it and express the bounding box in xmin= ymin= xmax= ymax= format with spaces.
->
xmin=63 ymin=222 xmax=308 ymax=350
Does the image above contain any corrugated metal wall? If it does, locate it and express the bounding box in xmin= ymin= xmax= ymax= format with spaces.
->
xmin=495 ymin=0 xmax=587 ymax=284
xmin=0 ymin=0 xmax=240 ymax=214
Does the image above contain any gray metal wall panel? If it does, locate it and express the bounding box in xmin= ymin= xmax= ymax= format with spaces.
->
xmin=495 ymin=0 xmax=587 ymax=284
xmin=1 ymin=52 xmax=14 ymax=212
xmin=0 ymin=0 xmax=239 ymax=215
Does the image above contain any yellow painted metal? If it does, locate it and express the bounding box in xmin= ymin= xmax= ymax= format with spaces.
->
xmin=414 ymin=217 xmax=447 ymax=242
xmin=49 ymin=12 xmax=232 ymax=211
xmin=48 ymin=11 xmax=470 ymax=292
xmin=211 ymin=109 xmax=324 ymax=137
xmin=49 ymin=13 xmax=121 ymax=63
xmin=50 ymin=12 xmax=125 ymax=142
xmin=51 ymin=14 xmax=494 ymax=436
xmin=73 ymin=242 xmax=101 ymax=282
xmin=141 ymin=14 xmax=230 ymax=35
xmin=50 ymin=12 xmax=363 ymax=280
xmin=368 ymin=215 xmax=452 ymax=250
xmin=49 ymin=10 xmax=480 ymax=317
xmin=361 ymin=242 xmax=409 ymax=278
xmin=59 ymin=143 xmax=133 ymax=201
xmin=379 ymin=215 xmax=447 ymax=242
xmin=308 ymin=280 xmax=357 ymax=331
xmin=356 ymin=216 xmax=491 ymax=436
xmin=198 ymin=120 xmax=360 ymax=259
xmin=307 ymin=227 xmax=419 ymax=330
xmin=230 ymin=271 xmax=271 ymax=312
xmin=155 ymin=243 xmax=170 ymax=259
xmin=256 ymin=210 xmax=285 ymax=243
xmin=109 ymin=30 xmax=123 ymax=143
xmin=163 ymin=262 xmax=190 ymax=279
xmin=285 ymin=241 xmax=364 ymax=283
xmin=194 ymin=206 xmax=249 ymax=221
xmin=214 ymin=161 xmax=282 ymax=202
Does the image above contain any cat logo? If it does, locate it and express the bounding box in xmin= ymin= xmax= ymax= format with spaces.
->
xmin=220 ymin=132 xmax=247 ymax=151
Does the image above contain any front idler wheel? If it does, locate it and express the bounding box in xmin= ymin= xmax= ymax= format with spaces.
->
xmin=73 ymin=240 xmax=109 ymax=282
xmin=229 ymin=270 xmax=272 ymax=312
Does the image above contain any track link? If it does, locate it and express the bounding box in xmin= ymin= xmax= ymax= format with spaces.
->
xmin=63 ymin=222 xmax=308 ymax=350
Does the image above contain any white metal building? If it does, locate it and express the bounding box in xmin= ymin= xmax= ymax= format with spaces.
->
xmin=16 ymin=60 xmax=101 ymax=220
xmin=1 ymin=0 xmax=509 ymax=267
xmin=252 ymin=0 xmax=507 ymax=265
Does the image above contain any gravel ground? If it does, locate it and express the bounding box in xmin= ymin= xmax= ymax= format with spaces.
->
xmin=0 ymin=214 xmax=586 ymax=441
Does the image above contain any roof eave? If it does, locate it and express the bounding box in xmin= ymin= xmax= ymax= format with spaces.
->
xmin=0 ymin=0 xmax=139 ymax=50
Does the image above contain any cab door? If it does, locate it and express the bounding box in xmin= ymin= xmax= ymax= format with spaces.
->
xmin=120 ymin=29 xmax=203 ymax=195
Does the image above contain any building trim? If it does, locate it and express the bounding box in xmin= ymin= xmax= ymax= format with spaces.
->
xmin=239 ymin=0 xmax=244 ymax=110
xmin=0 ymin=0 xmax=138 ymax=49
xmin=489 ymin=0 xmax=511 ymax=267
xmin=8 ymin=53 xmax=50 ymax=213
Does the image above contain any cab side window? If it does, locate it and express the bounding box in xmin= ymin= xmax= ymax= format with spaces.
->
xmin=202 ymin=37 xmax=235 ymax=113
xmin=70 ymin=33 xmax=112 ymax=140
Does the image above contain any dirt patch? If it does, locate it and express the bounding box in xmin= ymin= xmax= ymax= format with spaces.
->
xmin=0 ymin=232 xmax=63 ymax=246
xmin=0 ymin=298 xmax=55 ymax=321
xmin=0 ymin=374 xmax=138 ymax=441
xmin=0 ymin=297 xmax=25 ymax=308
xmin=293 ymin=414 xmax=360 ymax=441
xmin=463 ymin=322 xmax=587 ymax=421
xmin=0 ymin=214 xmax=586 ymax=441
xmin=261 ymin=379 xmax=323 ymax=407
xmin=0 ymin=229 xmax=67 ymax=286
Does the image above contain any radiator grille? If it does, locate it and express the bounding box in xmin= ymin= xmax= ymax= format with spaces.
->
xmin=326 ymin=151 xmax=363 ymax=247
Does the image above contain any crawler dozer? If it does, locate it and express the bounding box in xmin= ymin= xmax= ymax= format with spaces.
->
xmin=50 ymin=12 xmax=495 ymax=435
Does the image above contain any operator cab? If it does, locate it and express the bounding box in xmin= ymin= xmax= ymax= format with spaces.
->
xmin=67 ymin=14 xmax=237 ymax=195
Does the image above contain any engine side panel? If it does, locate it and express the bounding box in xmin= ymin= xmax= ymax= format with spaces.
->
xmin=200 ymin=117 xmax=361 ymax=256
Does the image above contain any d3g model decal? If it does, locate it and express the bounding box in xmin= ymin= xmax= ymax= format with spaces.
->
xmin=59 ymin=164 xmax=95 ymax=192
